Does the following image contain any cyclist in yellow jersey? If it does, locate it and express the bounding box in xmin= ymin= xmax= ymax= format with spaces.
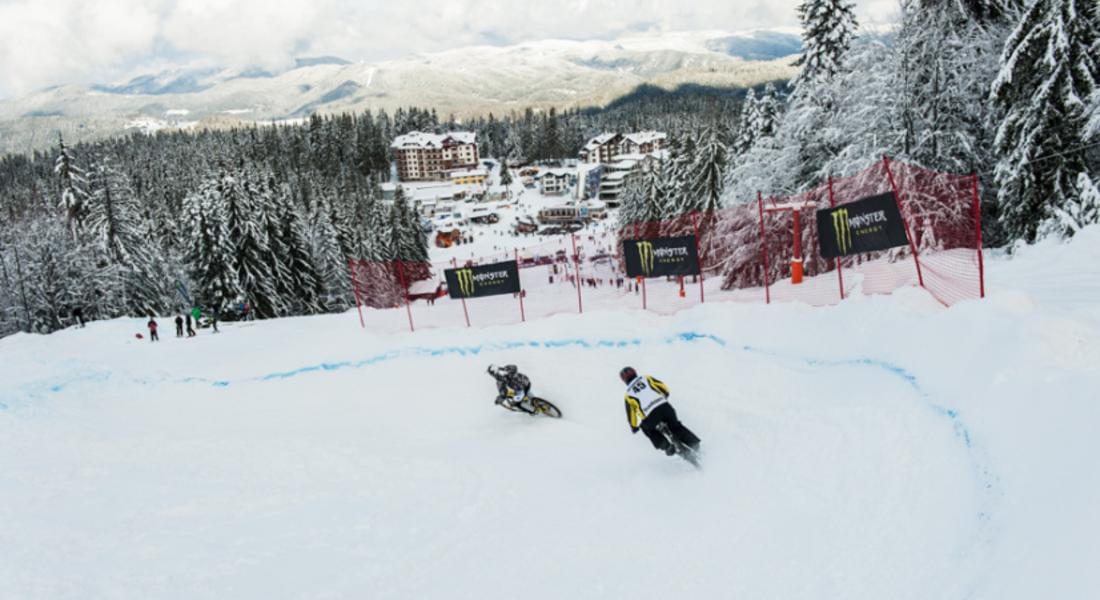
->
xmin=620 ymin=366 xmax=700 ymax=455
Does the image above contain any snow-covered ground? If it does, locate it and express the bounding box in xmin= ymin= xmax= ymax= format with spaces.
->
xmin=1 ymin=228 xmax=1098 ymax=599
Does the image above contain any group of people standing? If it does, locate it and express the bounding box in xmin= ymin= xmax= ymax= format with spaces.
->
xmin=144 ymin=306 xmax=218 ymax=343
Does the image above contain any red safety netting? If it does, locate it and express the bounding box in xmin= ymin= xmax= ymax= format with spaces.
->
xmin=349 ymin=158 xmax=984 ymax=332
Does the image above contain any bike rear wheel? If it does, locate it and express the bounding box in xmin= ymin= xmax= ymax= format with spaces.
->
xmin=657 ymin=422 xmax=701 ymax=468
xmin=529 ymin=397 xmax=562 ymax=418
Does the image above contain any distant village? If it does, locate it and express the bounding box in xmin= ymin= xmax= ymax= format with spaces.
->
xmin=384 ymin=129 xmax=667 ymax=247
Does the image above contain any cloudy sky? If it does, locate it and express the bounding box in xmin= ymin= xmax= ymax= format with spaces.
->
xmin=0 ymin=0 xmax=899 ymax=100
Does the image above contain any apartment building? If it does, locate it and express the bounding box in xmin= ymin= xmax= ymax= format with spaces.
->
xmin=392 ymin=131 xmax=479 ymax=181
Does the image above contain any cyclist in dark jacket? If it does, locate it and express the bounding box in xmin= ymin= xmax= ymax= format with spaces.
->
xmin=488 ymin=364 xmax=533 ymax=412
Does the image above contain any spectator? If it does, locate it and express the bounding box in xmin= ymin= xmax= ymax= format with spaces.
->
xmin=73 ymin=307 xmax=85 ymax=328
xmin=147 ymin=317 xmax=159 ymax=342
xmin=174 ymin=315 xmax=184 ymax=338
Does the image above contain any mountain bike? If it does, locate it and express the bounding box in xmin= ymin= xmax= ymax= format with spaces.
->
xmin=656 ymin=422 xmax=701 ymax=468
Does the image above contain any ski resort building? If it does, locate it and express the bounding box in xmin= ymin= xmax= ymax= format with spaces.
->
xmin=579 ymin=131 xmax=667 ymax=164
xmin=392 ymin=131 xmax=479 ymax=182
xmin=597 ymin=154 xmax=662 ymax=207
xmin=535 ymin=168 xmax=572 ymax=195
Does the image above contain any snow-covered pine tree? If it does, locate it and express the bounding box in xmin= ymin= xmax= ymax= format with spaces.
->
xmin=754 ymin=83 xmax=783 ymax=142
xmin=790 ymin=0 xmax=858 ymax=91
xmin=684 ymin=127 xmax=729 ymax=254
xmin=1042 ymin=171 xmax=1100 ymax=237
xmin=387 ymin=191 xmax=430 ymax=282
xmin=259 ymin=176 xmax=325 ymax=316
xmin=222 ymin=170 xmax=280 ymax=318
xmin=54 ymin=135 xmax=88 ymax=240
xmin=310 ymin=194 xmax=354 ymax=311
xmin=732 ymin=88 xmax=759 ymax=156
xmin=1087 ymin=89 xmax=1100 ymax=140
xmin=184 ymin=175 xmax=242 ymax=314
xmin=617 ymin=174 xmax=646 ymax=229
xmin=991 ymin=0 xmax=1099 ymax=242
xmin=896 ymin=0 xmax=1011 ymax=174
xmin=84 ymin=160 xmax=165 ymax=315
xmin=499 ymin=160 xmax=513 ymax=191
xmin=688 ymin=127 xmax=729 ymax=216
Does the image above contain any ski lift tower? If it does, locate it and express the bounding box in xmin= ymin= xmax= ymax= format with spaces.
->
xmin=764 ymin=200 xmax=817 ymax=284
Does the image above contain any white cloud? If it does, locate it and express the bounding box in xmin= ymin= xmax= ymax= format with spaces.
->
xmin=0 ymin=0 xmax=900 ymax=99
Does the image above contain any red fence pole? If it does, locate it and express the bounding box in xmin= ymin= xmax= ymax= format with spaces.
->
xmin=570 ymin=232 xmax=584 ymax=314
xmin=395 ymin=261 xmax=415 ymax=333
xmin=757 ymin=192 xmax=771 ymax=304
xmin=691 ymin=210 xmax=705 ymax=303
xmin=827 ymin=176 xmax=845 ymax=301
xmin=972 ymin=173 xmax=986 ymax=299
xmin=515 ymin=249 xmax=526 ymax=323
xmin=882 ymin=156 xmax=925 ymax=288
xmin=347 ymin=259 xmax=366 ymax=329
xmin=452 ymin=258 xmax=471 ymax=327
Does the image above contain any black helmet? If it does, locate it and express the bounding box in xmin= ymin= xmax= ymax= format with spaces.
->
xmin=502 ymin=364 xmax=518 ymax=375
xmin=620 ymin=366 xmax=638 ymax=384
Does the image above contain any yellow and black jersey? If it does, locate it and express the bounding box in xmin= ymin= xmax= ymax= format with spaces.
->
xmin=623 ymin=375 xmax=670 ymax=432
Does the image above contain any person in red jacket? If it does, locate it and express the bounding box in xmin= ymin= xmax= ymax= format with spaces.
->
xmin=147 ymin=317 xmax=159 ymax=342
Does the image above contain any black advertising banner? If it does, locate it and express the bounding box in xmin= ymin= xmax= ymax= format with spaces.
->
xmin=444 ymin=261 xmax=521 ymax=299
xmin=817 ymin=192 xmax=909 ymax=259
xmin=623 ymin=235 xmax=700 ymax=278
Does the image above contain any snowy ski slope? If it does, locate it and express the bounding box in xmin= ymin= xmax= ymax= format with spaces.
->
xmin=1 ymin=228 xmax=1098 ymax=599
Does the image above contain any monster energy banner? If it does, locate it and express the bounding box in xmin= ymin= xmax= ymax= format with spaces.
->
xmin=817 ymin=192 xmax=909 ymax=259
xmin=622 ymin=235 xmax=700 ymax=278
xmin=444 ymin=261 xmax=521 ymax=299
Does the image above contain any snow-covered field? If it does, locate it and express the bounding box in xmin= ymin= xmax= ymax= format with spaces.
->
xmin=2 ymin=228 xmax=1098 ymax=599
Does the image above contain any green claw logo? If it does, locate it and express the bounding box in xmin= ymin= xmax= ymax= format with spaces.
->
xmin=636 ymin=241 xmax=655 ymax=276
xmin=832 ymin=208 xmax=852 ymax=255
xmin=455 ymin=268 xmax=475 ymax=297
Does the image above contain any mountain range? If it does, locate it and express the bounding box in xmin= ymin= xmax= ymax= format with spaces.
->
xmin=0 ymin=29 xmax=801 ymax=154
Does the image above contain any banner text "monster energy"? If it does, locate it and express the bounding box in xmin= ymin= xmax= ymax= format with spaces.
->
xmin=816 ymin=192 xmax=909 ymax=259
xmin=444 ymin=260 xmax=521 ymax=299
xmin=622 ymin=235 xmax=700 ymax=278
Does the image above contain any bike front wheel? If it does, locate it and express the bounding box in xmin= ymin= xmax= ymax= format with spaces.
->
xmin=529 ymin=397 xmax=562 ymax=418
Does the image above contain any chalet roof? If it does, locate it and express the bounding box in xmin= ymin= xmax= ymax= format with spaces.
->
xmin=535 ymin=168 xmax=572 ymax=179
xmin=623 ymin=131 xmax=667 ymax=146
xmin=582 ymin=133 xmax=620 ymax=152
xmin=391 ymin=130 xmax=477 ymax=150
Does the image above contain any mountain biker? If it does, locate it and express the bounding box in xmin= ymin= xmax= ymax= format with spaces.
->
xmin=488 ymin=364 xmax=533 ymax=412
xmin=620 ymin=366 xmax=700 ymax=456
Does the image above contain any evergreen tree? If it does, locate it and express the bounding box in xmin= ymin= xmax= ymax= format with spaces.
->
xmin=54 ymin=135 xmax=88 ymax=240
xmin=185 ymin=175 xmax=242 ymax=313
xmin=499 ymin=160 xmax=513 ymax=197
xmin=84 ymin=160 xmax=165 ymax=315
xmin=310 ymin=196 xmax=354 ymax=310
xmin=687 ymin=127 xmax=729 ymax=219
xmin=732 ymin=89 xmax=760 ymax=156
xmin=791 ymin=0 xmax=859 ymax=91
xmin=991 ymin=0 xmax=1099 ymax=241
xmin=754 ymin=83 xmax=783 ymax=141
xmin=1042 ymin=171 xmax=1100 ymax=237
xmin=222 ymin=170 xmax=280 ymax=318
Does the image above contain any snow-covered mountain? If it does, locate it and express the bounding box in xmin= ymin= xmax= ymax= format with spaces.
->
xmin=0 ymin=30 xmax=799 ymax=154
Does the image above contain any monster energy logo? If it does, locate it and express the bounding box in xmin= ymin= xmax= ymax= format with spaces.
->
xmin=636 ymin=241 xmax=655 ymax=275
xmin=455 ymin=268 xmax=475 ymax=297
xmin=833 ymin=208 xmax=853 ymax=255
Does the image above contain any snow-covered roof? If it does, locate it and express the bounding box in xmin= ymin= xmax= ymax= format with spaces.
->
xmin=449 ymin=168 xmax=488 ymax=179
xmin=583 ymin=133 xmax=620 ymax=151
xmin=535 ymin=168 xmax=571 ymax=179
xmin=623 ymin=131 xmax=667 ymax=146
xmin=605 ymin=171 xmax=633 ymax=181
xmin=391 ymin=130 xmax=477 ymax=150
